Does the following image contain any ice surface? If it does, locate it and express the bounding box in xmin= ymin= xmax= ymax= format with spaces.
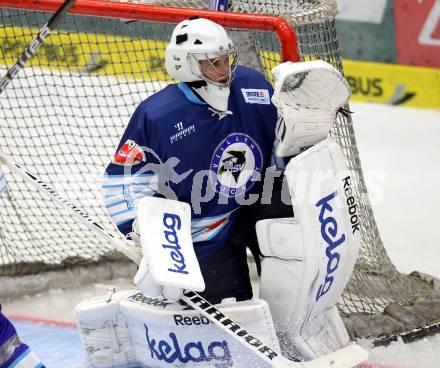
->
xmin=352 ymin=103 xmax=440 ymax=280
xmin=13 ymin=320 xmax=85 ymax=368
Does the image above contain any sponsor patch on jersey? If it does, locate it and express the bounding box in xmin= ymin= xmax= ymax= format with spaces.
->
xmin=169 ymin=121 xmax=196 ymax=144
xmin=210 ymin=133 xmax=263 ymax=198
xmin=112 ymin=139 xmax=145 ymax=165
xmin=241 ymin=88 xmax=270 ymax=104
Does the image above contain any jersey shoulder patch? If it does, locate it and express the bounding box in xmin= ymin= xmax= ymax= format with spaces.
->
xmin=113 ymin=139 xmax=145 ymax=165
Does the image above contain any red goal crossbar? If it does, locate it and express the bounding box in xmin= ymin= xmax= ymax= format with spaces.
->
xmin=0 ymin=0 xmax=299 ymax=62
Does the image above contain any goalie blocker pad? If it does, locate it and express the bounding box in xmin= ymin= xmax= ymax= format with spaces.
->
xmin=136 ymin=196 xmax=205 ymax=298
xmin=257 ymin=137 xmax=361 ymax=360
xmin=75 ymin=290 xmax=279 ymax=368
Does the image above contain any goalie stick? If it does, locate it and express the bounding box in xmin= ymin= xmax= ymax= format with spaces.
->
xmin=0 ymin=151 xmax=368 ymax=368
xmin=0 ymin=0 xmax=76 ymax=93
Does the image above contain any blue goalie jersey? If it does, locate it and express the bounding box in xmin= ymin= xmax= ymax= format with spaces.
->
xmin=104 ymin=66 xmax=278 ymax=259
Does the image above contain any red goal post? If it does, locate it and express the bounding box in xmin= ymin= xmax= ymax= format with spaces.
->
xmin=0 ymin=0 xmax=300 ymax=62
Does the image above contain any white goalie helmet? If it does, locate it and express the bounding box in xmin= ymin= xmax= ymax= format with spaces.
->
xmin=165 ymin=17 xmax=238 ymax=112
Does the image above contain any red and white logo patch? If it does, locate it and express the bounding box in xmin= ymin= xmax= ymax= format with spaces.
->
xmin=113 ymin=139 xmax=145 ymax=165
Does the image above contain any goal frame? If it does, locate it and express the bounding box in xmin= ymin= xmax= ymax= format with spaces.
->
xmin=0 ymin=0 xmax=300 ymax=63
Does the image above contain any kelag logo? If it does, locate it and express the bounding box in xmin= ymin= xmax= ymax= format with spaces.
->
xmin=315 ymin=191 xmax=346 ymax=301
xmin=162 ymin=212 xmax=188 ymax=275
xmin=144 ymin=323 xmax=233 ymax=367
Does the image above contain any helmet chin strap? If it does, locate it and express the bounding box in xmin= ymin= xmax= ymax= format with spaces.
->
xmin=194 ymin=83 xmax=231 ymax=113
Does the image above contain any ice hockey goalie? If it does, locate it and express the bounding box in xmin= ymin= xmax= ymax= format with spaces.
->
xmin=75 ymin=18 xmax=361 ymax=368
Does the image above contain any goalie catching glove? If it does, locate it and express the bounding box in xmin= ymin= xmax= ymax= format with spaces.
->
xmin=272 ymin=60 xmax=351 ymax=157
xmin=133 ymin=196 xmax=205 ymax=301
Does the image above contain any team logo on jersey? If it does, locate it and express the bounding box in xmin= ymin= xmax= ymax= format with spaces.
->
xmin=210 ymin=133 xmax=263 ymax=198
xmin=241 ymin=88 xmax=270 ymax=104
xmin=112 ymin=139 xmax=145 ymax=165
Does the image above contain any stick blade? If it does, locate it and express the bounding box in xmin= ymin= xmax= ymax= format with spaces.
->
xmin=301 ymin=344 xmax=368 ymax=368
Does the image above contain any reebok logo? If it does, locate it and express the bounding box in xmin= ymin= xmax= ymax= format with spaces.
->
xmin=174 ymin=314 xmax=212 ymax=326
xmin=342 ymin=176 xmax=360 ymax=234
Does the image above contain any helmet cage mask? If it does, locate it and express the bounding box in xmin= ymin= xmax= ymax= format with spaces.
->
xmin=165 ymin=18 xmax=237 ymax=112
xmin=187 ymin=46 xmax=238 ymax=87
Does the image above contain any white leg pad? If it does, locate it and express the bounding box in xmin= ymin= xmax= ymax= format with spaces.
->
xmin=75 ymin=290 xmax=280 ymax=368
xmin=258 ymin=138 xmax=361 ymax=360
xmin=292 ymin=306 xmax=349 ymax=359
xmin=258 ymin=218 xmax=319 ymax=331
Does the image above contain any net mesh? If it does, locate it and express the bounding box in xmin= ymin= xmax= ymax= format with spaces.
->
xmin=0 ymin=0 xmax=438 ymax=339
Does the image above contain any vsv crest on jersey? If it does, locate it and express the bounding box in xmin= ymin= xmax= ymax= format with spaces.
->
xmin=241 ymin=89 xmax=270 ymax=104
xmin=113 ymin=139 xmax=145 ymax=165
xmin=145 ymin=323 xmax=233 ymax=367
xmin=315 ymin=190 xmax=346 ymax=301
xmin=210 ymin=133 xmax=263 ymax=197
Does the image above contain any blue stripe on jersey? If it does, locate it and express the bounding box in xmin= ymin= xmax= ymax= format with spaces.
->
xmin=9 ymin=347 xmax=29 ymax=368
xmin=104 ymin=193 xmax=121 ymax=199
xmin=102 ymin=173 xmax=156 ymax=178
xmin=103 ymin=174 xmax=159 ymax=227
xmin=102 ymin=177 xmax=159 ymax=189
xmin=114 ymin=210 xmax=136 ymax=226
xmin=105 ymin=199 xmax=129 ymax=209
xmin=102 ymin=181 xmax=158 ymax=189
xmin=178 ymin=83 xmax=206 ymax=105
xmin=110 ymin=208 xmax=134 ymax=218
xmin=103 ymin=175 xmax=158 ymax=211
xmin=0 ymin=172 xmax=6 ymax=193
xmin=8 ymin=347 xmax=46 ymax=368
